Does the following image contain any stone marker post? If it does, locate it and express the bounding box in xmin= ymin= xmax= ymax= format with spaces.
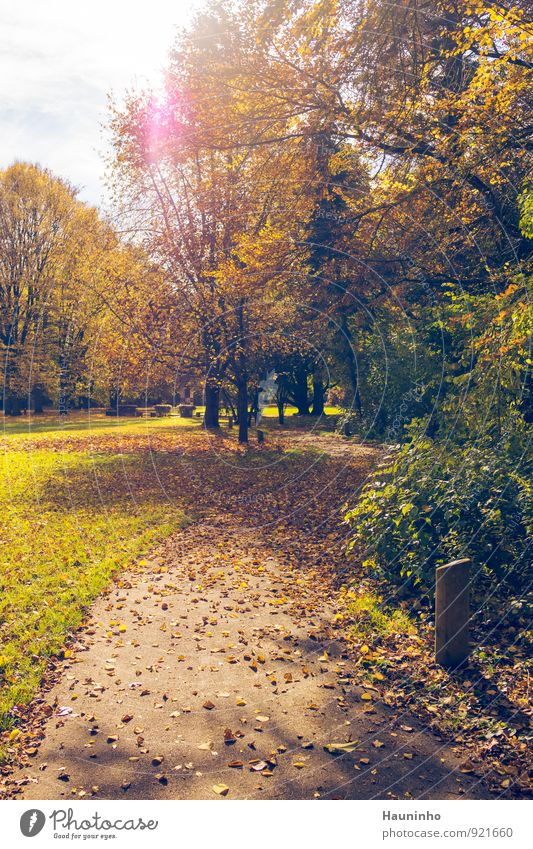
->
xmin=435 ymin=558 xmax=471 ymax=668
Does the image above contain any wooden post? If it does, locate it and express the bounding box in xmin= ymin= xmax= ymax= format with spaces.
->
xmin=343 ymin=421 xmax=351 ymax=437
xmin=257 ymin=429 xmax=264 ymax=443
xmin=435 ymin=558 xmax=471 ymax=668
xmin=227 ymin=416 xmax=233 ymax=429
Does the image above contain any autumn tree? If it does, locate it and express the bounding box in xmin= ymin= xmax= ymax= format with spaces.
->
xmin=108 ymin=15 xmax=313 ymax=441
xmin=0 ymin=162 xmax=140 ymax=415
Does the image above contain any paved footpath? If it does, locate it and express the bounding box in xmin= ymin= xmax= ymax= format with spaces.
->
xmin=16 ymin=514 xmax=491 ymax=801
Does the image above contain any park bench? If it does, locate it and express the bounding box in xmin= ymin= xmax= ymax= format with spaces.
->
xmin=105 ymin=404 xmax=139 ymax=417
xmin=154 ymin=404 xmax=172 ymax=417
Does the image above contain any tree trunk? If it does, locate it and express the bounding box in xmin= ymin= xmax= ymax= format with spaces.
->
xmin=32 ymin=387 xmax=46 ymax=414
xmin=58 ymin=375 xmax=69 ymax=415
xmin=294 ymin=368 xmax=310 ymax=415
xmin=236 ymin=299 xmax=249 ymax=444
xmin=248 ymin=388 xmax=259 ymax=426
xmin=204 ymin=383 xmax=220 ymax=429
xmin=311 ymin=373 xmax=325 ymax=416
xmin=237 ymin=377 xmax=248 ymax=443
xmin=277 ymin=398 xmax=285 ymax=424
xmin=339 ymin=313 xmax=362 ymax=417
xmin=4 ymin=394 xmax=23 ymax=416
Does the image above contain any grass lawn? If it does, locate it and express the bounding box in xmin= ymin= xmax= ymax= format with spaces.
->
xmin=0 ymin=417 xmax=197 ymax=736
xmin=260 ymin=404 xmax=342 ymax=418
xmin=0 ymin=410 xmax=203 ymax=437
xmin=0 ymin=407 xmax=342 ymax=740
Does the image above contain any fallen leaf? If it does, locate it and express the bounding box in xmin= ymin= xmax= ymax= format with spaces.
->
xmin=324 ymin=741 xmax=359 ymax=755
xmin=213 ymin=783 xmax=229 ymax=796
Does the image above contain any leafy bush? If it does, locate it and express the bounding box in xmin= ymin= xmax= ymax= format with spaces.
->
xmin=345 ymin=432 xmax=532 ymax=596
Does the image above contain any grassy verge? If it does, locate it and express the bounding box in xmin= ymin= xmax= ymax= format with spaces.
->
xmin=0 ymin=443 xmax=190 ymax=737
xmin=338 ymin=582 xmax=532 ymax=795
xmin=344 ymin=590 xmax=415 ymax=640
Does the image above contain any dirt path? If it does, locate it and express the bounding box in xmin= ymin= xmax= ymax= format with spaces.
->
xmin=14 ymin=510 xmax=491 ymax=801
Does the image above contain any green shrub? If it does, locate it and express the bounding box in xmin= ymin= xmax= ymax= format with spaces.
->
xmin=345 ymin=432 xmax=532 ymax=595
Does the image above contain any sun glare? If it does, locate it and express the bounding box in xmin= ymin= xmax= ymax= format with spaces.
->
xmin=0 ymin=0 xmax=194 ymax=204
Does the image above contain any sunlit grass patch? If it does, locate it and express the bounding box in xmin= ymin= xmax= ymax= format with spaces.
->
xmin=260 ymin=404 xmax=343 ymax=417
xmin=344 ymin=590 xmax=416 ymax=639
xmin=0 ymin=446 xmax=190 ymax=730
xmin=0 ymin=410 xmax=203 ymax=438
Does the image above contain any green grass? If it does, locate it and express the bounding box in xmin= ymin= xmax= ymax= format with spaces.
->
xmin=0 ymin=442 xmax=191 ymax=733
xmin=0 ymin=410 xmax=203 ymax=437
xmin=345 ymin=591 xmax=415 ymax=639
xmin=260 ymin=404 xmax=342 ymax=418
xmin=0 ymin=405 xmax=343 ymax=438
xmin=0 ymin=407 xmax=343 ymax=742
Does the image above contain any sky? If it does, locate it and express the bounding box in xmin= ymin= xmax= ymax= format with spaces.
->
xmin=0 ymin=1 xmax=196 ymax=207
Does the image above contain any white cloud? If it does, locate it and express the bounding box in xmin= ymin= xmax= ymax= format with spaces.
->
xmin=0 ymin=0 xmax=194 ymax=205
